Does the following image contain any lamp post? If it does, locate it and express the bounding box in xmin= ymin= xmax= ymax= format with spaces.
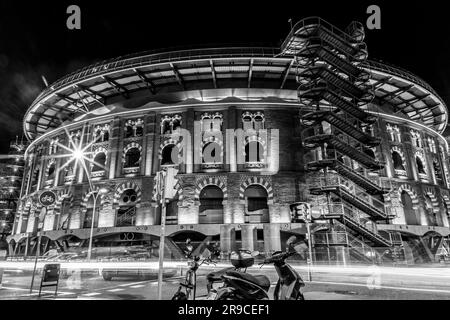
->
xmin=86 ymin=187 xmax=108 ymax=261
xmin=72 ymin=145 xmax=108 ymax=261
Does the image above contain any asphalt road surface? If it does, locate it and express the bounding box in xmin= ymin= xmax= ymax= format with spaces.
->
xmin=0 ymin=263 xmax=449 ymax=300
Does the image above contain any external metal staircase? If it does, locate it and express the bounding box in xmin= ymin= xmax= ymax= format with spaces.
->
xmin=302 ymin=111 xmax=380 ymax=146
xmin=281 ymin=17 xmax=394 ymax=252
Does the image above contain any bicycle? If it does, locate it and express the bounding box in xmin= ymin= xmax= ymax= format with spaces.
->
xmin=172 ymin=256 xmax=217 ymax=300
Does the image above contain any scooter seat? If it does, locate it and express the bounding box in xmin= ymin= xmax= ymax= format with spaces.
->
xmin=225 ymin=271 xmax=271 ymax=292
xmin=207 ymin=267 xmax=235 ymax=282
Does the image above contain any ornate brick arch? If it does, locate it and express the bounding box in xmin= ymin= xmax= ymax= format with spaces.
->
xmin=239 ymin=176 xmax=273 ymax=203
xmin=195 ymin=177 xmax=227 ymax=200
xmin=244 ymin=134 xmax=267 ymax=148
xmin=391 ymin=146 xmax=406 ymax=161
xmin=93 ymin=146 xmax=108 ymax=158
xmin=122 ymin=142 xmax=142 ymax=164
xmin=113 ymin=181 xmax=142 ymax=206
xmin=441 ymin=190 xmax=450 ymax=208
xmin=424 ymin=187 xmax=440 ymax=214
xmin=397 ymin=184 xmax=419 ymax=209
xmin=80 ymin=186 xmax=108 ymax=213
xmin=158 ymin=138 xmax=183 ymax=160
xmin=54 ymin=188 xmax=73 ymax=213
xmin=242 ymin=135 xmax=267 ymax=163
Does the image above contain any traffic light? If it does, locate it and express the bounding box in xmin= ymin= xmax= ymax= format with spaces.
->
xmin=289 ymin=202 xmax=311 ymax=223
xmin=164 ymin=167 xmax=179 ymax=199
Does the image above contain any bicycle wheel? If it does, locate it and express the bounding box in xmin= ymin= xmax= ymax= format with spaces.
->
xmin=185 ymin=270 xmax=194 ymax=300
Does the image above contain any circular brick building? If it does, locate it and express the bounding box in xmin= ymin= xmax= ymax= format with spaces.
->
xmin=7 ymin=18 xmax=450 ymax=264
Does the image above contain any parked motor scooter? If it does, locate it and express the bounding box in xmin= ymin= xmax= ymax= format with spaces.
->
xmin=213 ymin=239 xmax=306 ymax=300
xmin=260 ymin=250 xmax=305 ymax=300
xmin=206 ymin=249 xmax=259 ymax=298
xmin=212 ymin=250 xmax=271 ymax=300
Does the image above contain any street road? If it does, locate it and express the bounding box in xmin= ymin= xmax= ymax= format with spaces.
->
xmin=0 ymin=263 xmax=449 ymax=300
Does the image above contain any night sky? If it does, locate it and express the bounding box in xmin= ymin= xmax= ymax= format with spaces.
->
xmin=1 ymin=1 xmax=450 ymax=153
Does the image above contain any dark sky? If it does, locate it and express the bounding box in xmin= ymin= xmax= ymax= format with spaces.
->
xmin=1 ymin=0 xmax=450 ymax=153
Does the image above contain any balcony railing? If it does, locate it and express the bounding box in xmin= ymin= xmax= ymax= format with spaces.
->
xmin=91 ymin=170 xmax=106 ymax=178
xmin=123 ymin=167 xmax=140 ymax=175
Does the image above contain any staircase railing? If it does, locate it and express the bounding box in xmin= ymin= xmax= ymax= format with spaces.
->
xmin=116 ymin=207 xmax=136 ymax=227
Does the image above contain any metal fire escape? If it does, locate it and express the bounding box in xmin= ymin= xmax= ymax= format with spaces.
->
xmin=281 ymin=17 xmax=397 ymax=260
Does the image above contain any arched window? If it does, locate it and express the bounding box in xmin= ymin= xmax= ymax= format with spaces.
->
xmin=245 ymin=141 xmax=263 ymax=163
xmin=392 ymin=151 xmax=405 ymax=171
xmin=199 ymin=186 xmax=224 ymax=224
xmin=117 ymin=189 xmax=137 ymax=227
xmin=83 ymin=195 xmax=99 ymax=229
xmin=94 ymin=129 xmax=102 ymax=142
xmin=58 ymin=199 xmax=71 ymax=230
xmin=92 ymin=153 xmax=106 ymax=172
xmin=172 ymin=118 xmax=181 ymax=132
xmin=244 ymin=185 xmax=269 ymax=223
xmin=65 ymin=165 xmax=74 ymax=177
xmin=433 ymin=158 xmax=442 ymax=179
xmin=424 ymin=195 xmax=437 ymax=226
xmin=161 ymin=145 xmax=178 ymax=166
xmin=103 ymin=130 xmax=109 ymax=141
xmin=125 ymin=119 xmax=144 ymax=138
xmin=125 ymin=125 xmax=134 ymax=138
xmin=254 ymin=114 xmax=264 ymax=130
xmin=135 ymin=126 xmax=144 ymax=137
xmin=31 ymin=166 xmax=41 ymax=192
xmin=245 ymin=185 xmax=268 ymax=212
xmin=242 ymin=113 xmax=253 ymax=130
xmin=162 ymin=120 xmax=171 ymax=134
xmin=161 ymin=115 xmax=182 ymax=134
xmin=47 ymin=163 xmax=56 ymax=180
xmin=124 ymin=148 xmax=141 ymax=168
xmin=202 ymin=142 xmax=221 ymax=164
xmin=416 ymin=156 xmax=426 ymax=174
xmin=401 ymin=191 xmax=418 ymax=225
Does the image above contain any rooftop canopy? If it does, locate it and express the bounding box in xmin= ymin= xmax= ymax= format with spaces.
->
xmin=23 ymin=47 xmax=448 ymax=140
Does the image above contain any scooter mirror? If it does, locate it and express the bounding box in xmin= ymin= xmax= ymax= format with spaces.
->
xmin=251 ymin=251 xmax=260 ymax=257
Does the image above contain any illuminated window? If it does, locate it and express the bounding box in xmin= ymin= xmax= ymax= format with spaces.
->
xmin=416 ymin=157 xmax=426 ymax=174
xmin=245 ymin=141 xmax=264 ymax=163
xmin=161 ymin=115 xmax=182 ymax=134
xmin=392 ymin=151 xmax=405 ymax=171
xmin=47 ymin=162 xmax=56 ymax=180
xmin=124 ymin=119 xmax=144 ymax=138
xmin=386 ymin=123 xmax=401 ymax=142
xmin=201 ymin=112 xmax=222 ymax=132
xmin=124 ymin=148 xmax=141 ymax=168
xmin=199 ymin=186 xmax=224 ymax=224
xmin=410 ymin=130 xmax=422 ymax=148
xmin=93 ymin=124 xmax=110 ymax=142
xmin=427 ymin=137 xmax=437 ymax=153
xmin=242 ymin=112 xmax=265 ymax=131
xmin=161 ymin=144 xmax=178 ymax=166
xmin=92 ymin=152 xmax=106 ymax=172
xmin=415 ymin=151 xmax=427 ymax=176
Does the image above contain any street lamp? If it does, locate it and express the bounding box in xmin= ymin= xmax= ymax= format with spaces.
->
xmin=72 ymin=142 xmax=109 ymax=261
xmin=86 ymin=187 xmax=108 ymax=261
